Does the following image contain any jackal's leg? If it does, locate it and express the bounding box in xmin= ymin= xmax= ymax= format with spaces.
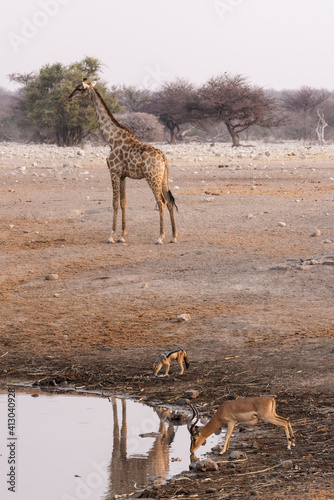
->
xmin=178 ymin=356 xmax=184 ymax=375
xmin=163 ymin=360 xmax=170 ymax=376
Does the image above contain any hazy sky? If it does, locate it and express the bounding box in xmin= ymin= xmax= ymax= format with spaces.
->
xmin=1 ymin=0 xmax=334 ymax=92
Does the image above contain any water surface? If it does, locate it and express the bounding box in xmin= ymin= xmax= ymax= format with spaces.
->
xmin=0 ymin=388 xmax=223 ymax=499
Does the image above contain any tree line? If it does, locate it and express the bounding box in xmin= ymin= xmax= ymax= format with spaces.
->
xmin=1 ymin=56 xmax=334 ymax=146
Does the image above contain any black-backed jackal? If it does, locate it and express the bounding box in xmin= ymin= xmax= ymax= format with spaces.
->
xmin=153 ymin=348 xmax=190 ymax=376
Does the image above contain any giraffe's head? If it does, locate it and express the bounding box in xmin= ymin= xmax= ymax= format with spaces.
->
xmin=68 ymin=79 xmax=97 ymax=101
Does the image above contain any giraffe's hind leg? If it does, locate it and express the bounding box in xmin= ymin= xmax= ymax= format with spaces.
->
xmin=149 ymin=187 xmax=166 ymax=245
xmin=117 ymin=177 xmax=127 ymax=243
xmin=155 ymin=197 xmax=166 ymax=245
xmin=107 ymin=177 xmax=120 ymax=244
xmin=162 ymin=182 xmax=177 ymax=243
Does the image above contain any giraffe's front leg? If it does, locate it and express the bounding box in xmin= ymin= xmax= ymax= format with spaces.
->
xmin=107 ymin=178 xmax=120 ymax=244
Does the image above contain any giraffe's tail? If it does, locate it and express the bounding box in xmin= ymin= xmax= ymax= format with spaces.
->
xmin=163 ymin=159 xmax=178 ymax=212
xmin=167 ymin=189 xmax=178 ymax=212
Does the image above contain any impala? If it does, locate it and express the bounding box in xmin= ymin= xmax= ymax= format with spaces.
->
xmin=188 ymin=396 xmax=295 ymax=454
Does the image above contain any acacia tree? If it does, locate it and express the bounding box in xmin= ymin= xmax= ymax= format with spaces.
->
xmin=281 ymin=86 xmax=330 ymax=141
xmin=116 ymin=85 xmax=151 ymax=112
xmin=190 ymin=74 xmax=278 ymax=146
xmin=148 ymin=78 xmax=195 ymax=143
xmin=9 ymin=57 xmax=120 ymax=146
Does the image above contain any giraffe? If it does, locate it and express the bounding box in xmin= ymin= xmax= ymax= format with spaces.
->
xmin=68 ymin=80 xmax=178 ymax=244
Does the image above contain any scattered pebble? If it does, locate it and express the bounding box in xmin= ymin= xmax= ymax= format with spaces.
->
xmin=311 ymin=230 xmax=322 ymax=237
xmin=177 ymin=313 xmax=191 ymax=322
xmin=189 ymin=458 xmax=218 ymax=472
xmin=45 ymin=274 xmax=59 ymax=280
xmin=229 ymin=450 xmax=248 ymax=460
xmin=184 ymin=389 xmax=199 ymax=399
xmin=280 ymin=460 xmax=294 ymax=469
xmin=278 ymin=222 xmax=286 ymax=227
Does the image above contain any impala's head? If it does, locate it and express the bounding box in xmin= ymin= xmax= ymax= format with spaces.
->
xmin=68 ymin=79 xmax=96 ymax=101
xmin=188 ymin=405 xmax=206 ymax=453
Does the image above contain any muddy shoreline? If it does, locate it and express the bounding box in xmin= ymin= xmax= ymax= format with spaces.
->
xmin=1 ymin=141 xmax=334 ymax=498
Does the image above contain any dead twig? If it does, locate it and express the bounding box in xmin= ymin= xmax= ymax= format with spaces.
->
xmin=235 ymin=463 xmax=283 ymax=476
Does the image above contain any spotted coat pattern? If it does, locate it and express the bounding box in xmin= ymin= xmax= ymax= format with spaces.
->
xmin=68 ymin=81 xmax=177 ymax=244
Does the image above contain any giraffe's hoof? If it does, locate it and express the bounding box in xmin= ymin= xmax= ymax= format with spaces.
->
xmin=155 ymin=238 xmax=164 ymax=245
xmin=107 ymin=237 xmax=115 ymax=244
xmin=169 ymin=238 xmax=177 ymax=244
xmin=117 ymin=237 xmax=126 ymax=243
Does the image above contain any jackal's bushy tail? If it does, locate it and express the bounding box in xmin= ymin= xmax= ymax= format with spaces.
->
xmin=184 ymin=352 xmax=190 ymax=369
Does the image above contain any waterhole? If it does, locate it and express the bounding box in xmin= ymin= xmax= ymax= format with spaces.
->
xmin=0 ymin=388 xmax=224 ymax=500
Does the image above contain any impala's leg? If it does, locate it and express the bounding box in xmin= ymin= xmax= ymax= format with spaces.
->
xmin=118 ymin=176 xmax=127 ymax=242
xmin=107 ymin=177 xmax=120 ymax=244
xmin=220 ymin=422 xmax=235 ymax=454
xmin=264 ymin=414 xmax=295 ymax=450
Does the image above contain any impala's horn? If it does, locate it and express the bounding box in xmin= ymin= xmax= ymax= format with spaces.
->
xmin=188 ymin=404 xmax=199 ymax=435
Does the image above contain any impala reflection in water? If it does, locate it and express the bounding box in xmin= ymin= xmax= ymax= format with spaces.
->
xmin=0 ymin=390 xmax=223 ymax=500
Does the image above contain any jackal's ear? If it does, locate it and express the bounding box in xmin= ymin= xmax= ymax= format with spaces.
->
xmin=201 ymin=439 xmax=207 ymax=446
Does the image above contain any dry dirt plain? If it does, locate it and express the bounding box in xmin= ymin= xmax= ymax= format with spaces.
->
xmin=0 ymin=141 xmax=334 ymax=499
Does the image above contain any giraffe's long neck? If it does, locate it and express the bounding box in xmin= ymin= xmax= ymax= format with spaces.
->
xmin=89 ymin=88 xmax=123 ymax=144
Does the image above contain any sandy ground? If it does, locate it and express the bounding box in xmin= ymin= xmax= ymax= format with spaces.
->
xmin=0 ymin=141 xmax=334 ymax=499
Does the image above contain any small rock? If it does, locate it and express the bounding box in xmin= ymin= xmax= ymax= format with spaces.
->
xmin=239 ymin=441 xmax=259 ymax=450
xmin=205 ymin=488 xmax=217 ymax=494
xmin=297 ymin=265 xmax=312 ymax=271
xmin=184 ymin=389 xmax=199 ymax=399
xmin=7 ymin=224 xmax=15 ymax=229
xmin=45 ymin=274 xmax=59 ymax=280
xmin=189 ymin=458 xmax=218 ymax=472
xmin=311 ymin=230 xmax=321 ymax=237
xmin=229 ymin=450 xmax=247 ymax=460
xmin=324 ymin=240 xmax=332 ymax=244
xmin=177 ymin=313 xmax=191 ymax=322
xmin=280 ymin=460 xmax=293 ymax=469
xmin=175 ymin=398 xmax=190 ymax=405
xmin=278 ymin=222 xmax=286 ymax=227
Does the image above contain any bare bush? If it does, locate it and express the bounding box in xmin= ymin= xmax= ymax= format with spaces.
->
xmin=115 ymin=112 xmax=165 ymax=142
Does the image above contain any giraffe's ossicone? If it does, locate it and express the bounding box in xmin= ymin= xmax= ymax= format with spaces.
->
xmin=68 ymin=80 xmax=178 ymax=244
